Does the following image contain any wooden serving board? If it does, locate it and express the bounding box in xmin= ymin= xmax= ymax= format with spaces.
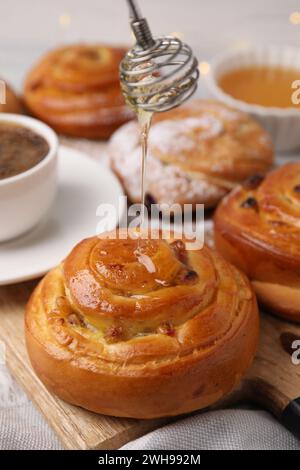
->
xmin=0 ymin=280 xmax=300 ymax=449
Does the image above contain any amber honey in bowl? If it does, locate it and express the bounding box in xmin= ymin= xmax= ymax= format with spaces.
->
xmin=218 ymin=66 xmax=300 ymax=109
xmin=0 ymin=122 xmax=49 ymax=180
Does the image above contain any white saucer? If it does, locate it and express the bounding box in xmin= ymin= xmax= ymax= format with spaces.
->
xmin=0 ymin=145 xmax=125 ymax=285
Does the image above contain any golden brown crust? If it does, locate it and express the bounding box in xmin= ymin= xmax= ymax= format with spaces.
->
xmin=0 ymin=80 xmax=23 ymax=114
xmin=25 ymin=229 xmax=259 ymax=418
xmin=23 ymin=44 xmax=134 ymax=139
xmin=109 ymin=100 xmax=273 ymax=208
xmin=214 ymin=163 xmax=300 ymax=322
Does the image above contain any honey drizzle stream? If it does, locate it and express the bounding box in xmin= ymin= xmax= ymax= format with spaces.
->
xmin=138 ymin=109 xmax=153 ymax=228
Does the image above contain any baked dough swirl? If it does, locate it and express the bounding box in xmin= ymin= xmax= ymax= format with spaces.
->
xmin=214 ymin=163 xmax=300 ymax=322
xmin=23 ymin=44 xmax=134 ymax=139
xmin=110 ymin=100 xmax=273 ymax=208
xmin=25 ymin=230 xmax=259 ymax=418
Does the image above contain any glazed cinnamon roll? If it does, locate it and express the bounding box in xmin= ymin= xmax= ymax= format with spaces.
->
xmin=214 ymin=163 xmax=300 ymax=322
xmin=23 ymin=44 xmax=134 ymax=139
xmin=110 ymin=100 xmax=273 ymax=209
xmin=25 ymin=229 xmax=259 ymax=419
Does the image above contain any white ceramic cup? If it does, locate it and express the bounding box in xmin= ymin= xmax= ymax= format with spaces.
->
xmin=0 ymin=114 xmax=58 ymax=242
xmin=205 ymin=46 xmax=300 ymax=152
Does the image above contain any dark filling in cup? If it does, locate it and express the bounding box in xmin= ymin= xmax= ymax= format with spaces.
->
xmin=0 ymin=122 xmax=50 ymax=180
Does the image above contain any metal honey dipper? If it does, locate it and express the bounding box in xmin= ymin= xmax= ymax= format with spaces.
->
xmin=120 ymin=0 xmax=200 ymax=113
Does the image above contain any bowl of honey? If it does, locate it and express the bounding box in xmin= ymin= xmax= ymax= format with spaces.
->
xmin=206 ymin=46 xmax=300 ymax=152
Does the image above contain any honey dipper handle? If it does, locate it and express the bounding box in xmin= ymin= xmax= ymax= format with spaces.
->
xmin=127 ymin=0 xmax=141 ymax=20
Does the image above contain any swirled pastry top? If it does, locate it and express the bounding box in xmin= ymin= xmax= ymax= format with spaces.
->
xmin=214 ymin=163 xmax=300 ymax=279
xmin=110 ymin=100 xmax=273 ymax=208
xmin=23 ymin=44 xmax=134 ymax=138
xmin=28 ymin=230 xmax=256 ymax=365
xmin=26 ymin=229 xmax=259 ymax=417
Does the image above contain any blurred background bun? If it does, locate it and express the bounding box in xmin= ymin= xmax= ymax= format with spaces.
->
xmin=0 ymin=80 xmax=23 ymax=114
xmin=23 ymin=44 xmax=134 ymax=139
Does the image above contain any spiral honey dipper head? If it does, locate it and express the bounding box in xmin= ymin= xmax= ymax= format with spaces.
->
xmin=120 ymin=0 xmax=199 ymax=113
xmin=25 ymin=229 xmax=259 ymax=418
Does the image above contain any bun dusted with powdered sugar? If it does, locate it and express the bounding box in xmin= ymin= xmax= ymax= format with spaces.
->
xmin=109 ymin=100 xmax=273 ymax=209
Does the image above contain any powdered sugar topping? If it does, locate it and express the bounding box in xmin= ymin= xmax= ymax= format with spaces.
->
xmin=149 ymin=116 xmax=224 ymax=155
xmin=109 ymin=121 xmax=225 ymax=204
